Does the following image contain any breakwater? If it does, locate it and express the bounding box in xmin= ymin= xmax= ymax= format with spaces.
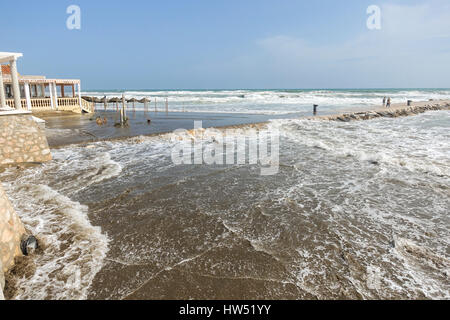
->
xmin=315 ymin=101 xmax=450 ymax=122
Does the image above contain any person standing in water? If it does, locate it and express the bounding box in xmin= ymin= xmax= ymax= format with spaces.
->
xmin=383 ymin=97 xmax=386 ymax=107
xmin=386 ymin=97 xmax=391 ymax=108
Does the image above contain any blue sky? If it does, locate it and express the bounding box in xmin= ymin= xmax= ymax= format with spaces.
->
xmin=1 ymin=0 xmax=449 ymax=89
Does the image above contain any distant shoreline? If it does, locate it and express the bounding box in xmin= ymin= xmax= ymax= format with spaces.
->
xmin=312 ymin=99 xmax=450 ymax=122
xmin=34 ymin=99 xmax=450 ymax=149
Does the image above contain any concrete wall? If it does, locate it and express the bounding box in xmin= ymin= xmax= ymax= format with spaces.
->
xmin=0 ymin=114 xmax=52 ymax=165
xmin=0 ymin=184 xmax=26 ymax=299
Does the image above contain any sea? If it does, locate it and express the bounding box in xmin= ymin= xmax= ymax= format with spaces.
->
xmin=0 ymin=89 xmax=449 ymax=300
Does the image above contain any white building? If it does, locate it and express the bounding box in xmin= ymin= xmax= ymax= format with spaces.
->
xmin=0 ymin=52 xmax=93 ymax=113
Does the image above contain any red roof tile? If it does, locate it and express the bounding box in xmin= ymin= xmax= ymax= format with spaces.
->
xmin=1 ymin=65 xmax=11 ymax=75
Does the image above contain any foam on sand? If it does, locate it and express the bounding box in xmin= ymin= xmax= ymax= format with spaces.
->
xmin=3 ymin=183 xmax=109 ymax=300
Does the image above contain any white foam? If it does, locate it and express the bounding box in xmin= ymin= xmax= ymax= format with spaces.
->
xmin=270 ymin=111 xmax=450 ymax=177
xmin=3 ymin=183 xmax=109 ymax=300
xmin=82 ymin=89 xmax=450 ymax=115
xmin=1 ymin=106 xmax=448 ymax=300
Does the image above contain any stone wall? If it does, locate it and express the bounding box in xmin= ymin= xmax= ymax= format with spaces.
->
xmin=0 ymin=113 xmax=53 ymax=299
xmin=0 ymin=114 xmax=52 ymax=166
xmin=0 ymin=184 xmax=26 ymax=300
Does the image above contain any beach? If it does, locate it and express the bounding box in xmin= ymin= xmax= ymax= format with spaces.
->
xmin=1 ymin=90 xmax=449 ymax=300
xmin=3 ymin=0 xmax=450 ymax=306
xmin=39 ymin=111 xmax=277 ymax=147
xmin=37 ymin=90 xmax=450 ymax=147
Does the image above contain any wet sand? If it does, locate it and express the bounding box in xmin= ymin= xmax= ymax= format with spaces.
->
xmin=2 ymin=100 xmax=449 ymax=300
xmin=36 ymin=99 xmax=450 ymax=148
xmin=38 ymin=111 xmax=294 ymax=147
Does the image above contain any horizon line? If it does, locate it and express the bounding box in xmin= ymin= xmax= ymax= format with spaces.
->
xmin=82 ymin=87 xmax=450 ymax=92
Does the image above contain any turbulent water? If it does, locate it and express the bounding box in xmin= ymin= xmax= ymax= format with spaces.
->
xmin=1 ymin=96 xmax=449 ymax=299
xmin=85 ymin=89 xmax=450 ymax=114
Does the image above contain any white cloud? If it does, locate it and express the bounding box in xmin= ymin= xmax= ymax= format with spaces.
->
xmin=194 ymin=2 xmax=450 ymax=88
xmin=245 ymin=2 xmax=450 ymax=87
xmin=381 ymin=3 xmax=450 ymax=40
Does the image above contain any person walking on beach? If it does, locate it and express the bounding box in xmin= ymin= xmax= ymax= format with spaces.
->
xmin=386 ymin=97 xmax=391 ymax=108
xmin=383 ymin=97 xmax=386 ymax=107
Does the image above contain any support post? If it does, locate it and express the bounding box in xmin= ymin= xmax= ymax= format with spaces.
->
xmin=144 ymin=98 xmax=148 ymax=114
xmin=49 ymin=83 xmax=54 ymax=109
xmin=53 ymin=83 xmax=59 ymax=110
xmin=0 ymin=66 xmax=6 ymax=108
xmin=9 ymin=59 xmax=22 ymax=109
xmin=122 ymin=94 xmax=127 ymax=120
xmin=24 ymin=82 xmax=32 ymax=111
xmin=121 ymin=94 xmax=128 ymax=125
xmin=77 ymin=82 xmax=82 ymax=109
xmin=40 ymin=84 xmax=46 ymax=97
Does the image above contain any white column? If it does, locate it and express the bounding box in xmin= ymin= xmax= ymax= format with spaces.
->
xmin=40 ymin=84 xmax=46 ymax=97
xmin=9 ymin=59 xmax=22 ymax=109
xmin=49 ymin=83 xmax=54 ymax=109
xmin=77 ymin=82 xmax=82 ymax=107
xmin=24 ymin=82 xmax=32 ymax=111
xmin=53 ymin=83 xmax=59 ymax=110
xmin=0 ymin=66 xmax=6 ymax=108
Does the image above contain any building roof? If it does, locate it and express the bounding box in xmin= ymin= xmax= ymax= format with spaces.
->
xmin=1 ymin=75 xmax=80 ymax=85
xmin=1 ymin=52 xmax=80 ymax=85
xmin=1 ymin=65 xmax=11 ymax=75
xmin=0 ymin=52 xmax=23 ymax=63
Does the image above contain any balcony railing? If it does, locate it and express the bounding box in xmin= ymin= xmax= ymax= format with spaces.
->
xmin=4 ymin=97 xmax=93 ymax=113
